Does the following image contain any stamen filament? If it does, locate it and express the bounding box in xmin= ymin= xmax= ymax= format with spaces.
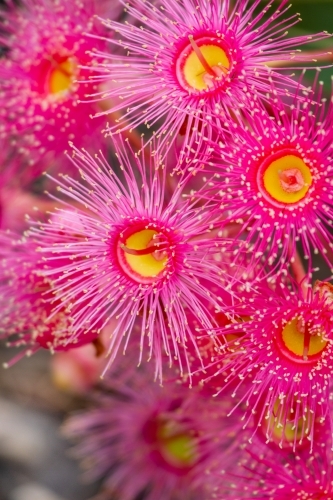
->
xmin=120 ymin=243 xmax=167 ymax=256
xmin=59 ymin=67 xmax=72 ymax=78
xmin=188 ymin=35 xmax=217 ymax=77
xmin=303 ymin=325 xmax=311 ymax=360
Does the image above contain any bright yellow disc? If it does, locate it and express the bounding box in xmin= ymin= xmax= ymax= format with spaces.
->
xmin=49 ymin=59 xmax=76 ymax=95
xmin=124 ymin=229 xmax=167 ymax=278
xmin=282 ymin=317 xmax=327 ymax=357
xmin=263 ymin=155 xmax=312 ymax=204
xmin=183 ymin=45 xmax=230 ymax=91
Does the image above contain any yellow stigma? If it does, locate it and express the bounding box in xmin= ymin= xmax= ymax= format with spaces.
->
xmin=183 ymin=44 xmax=230 ymax=91
xmin=282 ymin=317 xmax=327 ymax=358
xmin=49 ymin=58 xmax=76 ymax=95
xmin=161 ymin=434 xmax=197 ymax=467
xmin=263 ymin=154 xmax=312 ymax=204
xmin=123 ymin=229 xmax=167 ymax=278
xmin=158 ymin=422 xmax=198 ymax=468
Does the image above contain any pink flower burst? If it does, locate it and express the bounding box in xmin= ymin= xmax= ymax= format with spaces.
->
xmin=207 ymin=277 xmax=333 ymax=451
xmin=208 ymin=76 xmax=333 ymax=273
xmin=231 ymin=438 xmax=333 ymax=499
xmin=85 ymin=0 xmax=330 ymax=155
xmin=0 ymin=0 xmax=109 ymax=175
xmin=29 ymin=137 xmax=237 ymax=381
xmin=64 ymin=357 xmax=237 ymax=500
xmin=249 ymin=450 xmax=333 ymax=499
xmin=210 ymin=425 xmax=333 ymax=499
xmin=0 ymin=229 xmax=99 ymax=367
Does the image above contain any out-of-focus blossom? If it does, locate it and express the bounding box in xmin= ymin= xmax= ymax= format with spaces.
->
xmin=0 ymin=226 xmax=100 ymax=367
xmin=210 ymin=426 xmax=333 ymax=499
xmin=0 ymin=0 xmax=111 ymax=177
xmin=64 ymin=357 xmax=239 ymax=500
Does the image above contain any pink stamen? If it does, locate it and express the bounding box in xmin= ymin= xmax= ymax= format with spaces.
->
xmin=188 ymin=35 xmax=217 ymax=77
xmin=120 ymin=243 xmax=166 ymax=256
xmin=120 ymin=234 xmax=168 ymax=261
xmin=302 ymin=324 xmax=311 ymax=361
xmin=202 ymin=66 xmax=228 ymax=88
xmin=279 ymin=169 xmax=305 ymax=193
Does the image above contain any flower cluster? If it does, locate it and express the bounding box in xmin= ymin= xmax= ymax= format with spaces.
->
xmin=1 ymin=0 xmax=333 ymax=498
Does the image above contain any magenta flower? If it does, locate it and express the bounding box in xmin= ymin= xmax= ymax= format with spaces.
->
xmin=64 ymin=357 xmax=237 ymax=500
xmin=206 ymin=277 xmax=333 ymax=451
xmin=86 ymin=0 xmax=330 ymax=155
xmin=249 ymin=449 xmax=333 ymax=499
xmin=0 ymin=229 xmax=99 ymax=367
xmin=29 ymin=138 xmax=236 ymax=381
xmin=208 ymin=77 xmax=333 ymax=272
xmin=210 ymin=424 xmax=333 ymax=500
xmin=0 ymin=0 xmax=109 ymax=176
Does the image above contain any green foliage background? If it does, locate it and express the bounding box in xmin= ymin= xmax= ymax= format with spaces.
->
xmin=262 ymin=0 xmax=333 ymax=93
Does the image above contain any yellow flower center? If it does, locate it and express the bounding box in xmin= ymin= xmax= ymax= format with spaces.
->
xmin=281 ymin=317 xmax=327 ymax=359
xmin=259 ymin=153 xmax=312 ymax=205
xmin=48 ymin=58 xmax=77 ymax=95
xmin=177 ymin=36 xmax=230 ymax=92
xmin=120 ymin=229 xmax=168 ymax=280
xmin=157 ymin=421 xmax=198 ymax=469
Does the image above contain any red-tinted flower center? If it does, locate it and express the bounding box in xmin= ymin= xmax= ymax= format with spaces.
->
xmin=275 ymin=316 xmax=327 ymax=364
xmin=256 ymin=149 xmax=312 ymax=207
xmin=116 ymin=227 xmax=172 ymax=284
xmin=33 ymin=53 xmax=77 ymax=98
xmin=176 ymin=35 xmax=230 ymax=93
